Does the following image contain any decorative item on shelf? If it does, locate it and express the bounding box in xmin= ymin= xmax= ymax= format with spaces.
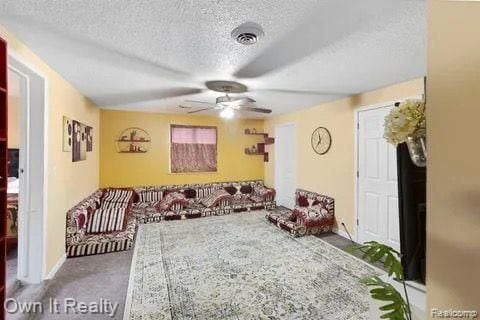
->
xmin=130 ymin=130 xmax=137 ymax=141
xmin=384 ymin=99 xmax=426 ymax=167
xmin=244 ymin=130 xmax=274 ymax=162
xmin=117 ymin=127 xmax=151 ymax=153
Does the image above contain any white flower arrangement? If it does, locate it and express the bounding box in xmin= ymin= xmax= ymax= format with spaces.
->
xmin=383 ymin=99 xmax=426 ymax=146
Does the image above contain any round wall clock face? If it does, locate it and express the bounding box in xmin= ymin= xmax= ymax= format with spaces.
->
xmin=311 ymin=127 xmax=332 ymax=155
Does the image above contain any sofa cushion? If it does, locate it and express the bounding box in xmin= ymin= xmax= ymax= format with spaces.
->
xmin=102 ymin=188 xmax=134 ymax=204
xmin=76 ymin=209 xmax=89 ymax=230
xmin=138 ymin=190 xmax=163 ymax=202
xmin=157 ymin=192 xmax=189 ymax=211
xmin=86 ymin=207 xmax=128 ymax=234
xmin=183 ymin=188 xmax=197 ymax=199
xmin=240 ymin=185 xmax=253 ymax=194
xmin=249 ymin=194 xmax=263 ymax=203
xmin=201 ymin=189 xmax=232 ymax=208
xmin=297 ymin=195 xmax=309 ymax=207
xmin=224 ymin=186 xmax=237 ymax=196
xmin=101 ymin=201 xmax=131 ymax=209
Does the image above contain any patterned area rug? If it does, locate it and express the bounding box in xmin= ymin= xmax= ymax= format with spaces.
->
xmin=124 ymin=211 xmax=377 ymax=320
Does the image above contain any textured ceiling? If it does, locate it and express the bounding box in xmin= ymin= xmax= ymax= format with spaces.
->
xmin=0 ymin=0 xmax=426 ymax=118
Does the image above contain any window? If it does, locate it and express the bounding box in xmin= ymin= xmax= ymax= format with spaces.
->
xmin=170 ymin=125 xmax=217 ymax=173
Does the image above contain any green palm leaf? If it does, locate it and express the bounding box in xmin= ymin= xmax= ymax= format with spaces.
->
xmin=347 ymin=241 xmax=404 ymax=280
xmin=361 ymin=276 xmax=409 ymax=320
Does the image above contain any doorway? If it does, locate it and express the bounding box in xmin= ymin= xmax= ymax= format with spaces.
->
xmin=7 ymin=53 xmax=47 ymax=286
xmin=6 ymin=69 xmax=21 ymax=293
xmin=356 ymin=104 xmax=400 ymax=250
xmin=274 ymin=123 xmax=296 ymax=209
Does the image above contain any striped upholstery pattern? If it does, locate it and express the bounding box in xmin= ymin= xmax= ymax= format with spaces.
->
xmin=133 ymin=180 xmax=276 ymax=224
xmin=200 ymin=189 xmax=233 ymax=208
xmin=266 ymin=189 xmax=334 ymax=237
xmin=66 ymin=189 xmax=136 ymax=258
xmin=101 ymin=201 xmax=128 ymax=209
xmin=86 ymin=207 xmax=127 ymax=234
xmin=156 ymin=192 xmax=189 ymax=211
xmin=138 ymin=190 xmax=163 ymax=202
xmin=102 ymin=189 xmax=134 ymax=204
xmin=67 ymin=238 xmax=132 ymax=257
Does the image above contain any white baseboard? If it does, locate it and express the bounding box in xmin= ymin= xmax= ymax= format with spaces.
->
xmin=45 ymin=254 xmax=66 ymax=280
xmin=332 ymin=227 xmax=355 ymax=242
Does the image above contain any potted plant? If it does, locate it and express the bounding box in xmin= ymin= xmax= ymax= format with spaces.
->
xmin=384 ymin=100 xmax=426 ymax=167
xmin=130 ymin=129 xmax=137 ymax=141
xmin=347 ymin=241 xmax=414 ymax=320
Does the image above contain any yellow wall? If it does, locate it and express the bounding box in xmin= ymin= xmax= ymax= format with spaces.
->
xmin=7 ymin=95 xmax=19 ymax=148
xmin=0 ymin=26 xmax=100 ymax=275
xmin=100 ymin=110 xmax=265 ymax=187
xmin=264 ymin=78 xmax=424 ymax=232
xmin=427 ymin=0 xmax=480 ymax=313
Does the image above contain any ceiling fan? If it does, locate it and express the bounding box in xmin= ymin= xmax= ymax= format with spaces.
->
xmin=179 ymin=81 xmax=272 ymax=118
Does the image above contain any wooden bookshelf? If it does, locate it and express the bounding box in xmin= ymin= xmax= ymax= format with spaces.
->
xmin=0 ymin=35 xmax=8 ymax=319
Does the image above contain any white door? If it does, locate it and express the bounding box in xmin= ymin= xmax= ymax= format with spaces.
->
xmin=357 ymin=106 xmax=400 ymax=250
xmin=275 ymin=123 xmax=296 ymax=209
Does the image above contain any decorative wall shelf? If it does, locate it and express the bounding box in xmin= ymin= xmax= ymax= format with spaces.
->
xmin=118 ymin=150 xmax=148 ymax=154
xmin=117 ymin=127 xmax=151 ymax=153
xmin=244 ymin=129 xmax=275 ymax=162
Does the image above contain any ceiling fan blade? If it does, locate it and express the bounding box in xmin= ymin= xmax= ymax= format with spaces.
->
xmin=0 ymin=16 xmax=192 ymax=83
xmin=94 ymin=88 xmax=204 ymax=106
xmin=185 ymin=100 xmax=212 ymax=105
xmin=253 ymin=88 xmax=347 ymax=96
xmin=228 ymin=96 xmax=256 ymax=106
xmin=237 ymin=106 xmax=272 ymax=114
xmin=234 ymin=1 xmax=400 ymax=78
xmin=187 ymin=107 xmax=216 ymax=114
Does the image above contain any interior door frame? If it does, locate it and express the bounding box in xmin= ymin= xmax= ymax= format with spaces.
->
xmin=8 ymin=49 xmax=48 ymax=284
xmin=274 ymin=122 xmax=296 ymax=209
xmin=353 ymin=96 xmax=422 ymax=243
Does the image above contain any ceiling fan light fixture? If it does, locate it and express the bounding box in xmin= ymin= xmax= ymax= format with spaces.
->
xmin=220 ymin=107 xmax=235 ymax=119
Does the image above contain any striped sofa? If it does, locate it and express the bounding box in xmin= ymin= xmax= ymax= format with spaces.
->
xmin=65 ymin=189 xmax=137 ymax=258
xmin=266 ymin=189 xmax=334 ymax=237
xmin=132 ymin=180 xmax=276 ymax=223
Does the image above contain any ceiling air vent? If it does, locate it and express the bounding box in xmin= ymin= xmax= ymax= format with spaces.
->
xmin=231 ymin=22 xmax=264 ymax=45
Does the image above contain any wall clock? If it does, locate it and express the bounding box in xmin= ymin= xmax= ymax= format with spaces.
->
xmin=311 ymin=127 xmax=332 ymax=155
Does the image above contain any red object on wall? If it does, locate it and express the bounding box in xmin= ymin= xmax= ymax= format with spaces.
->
xmin=0 ymin=35 xmax=8 ymax=320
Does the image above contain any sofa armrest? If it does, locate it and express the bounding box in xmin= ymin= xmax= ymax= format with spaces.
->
xmin=252 ymin=185 xmax=276 ymax=202
xmin=66 ymin=190 xmax=103 ymax=243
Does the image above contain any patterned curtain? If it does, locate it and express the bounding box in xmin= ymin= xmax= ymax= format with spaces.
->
xmin=170 ymin=125 xmax=217 ymax=173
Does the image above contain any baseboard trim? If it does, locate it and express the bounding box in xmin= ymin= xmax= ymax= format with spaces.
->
xmin=332 ymin=227 xmax=355 ymax=242
xmin=45 ymin=254 xmax=66 ymax=280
